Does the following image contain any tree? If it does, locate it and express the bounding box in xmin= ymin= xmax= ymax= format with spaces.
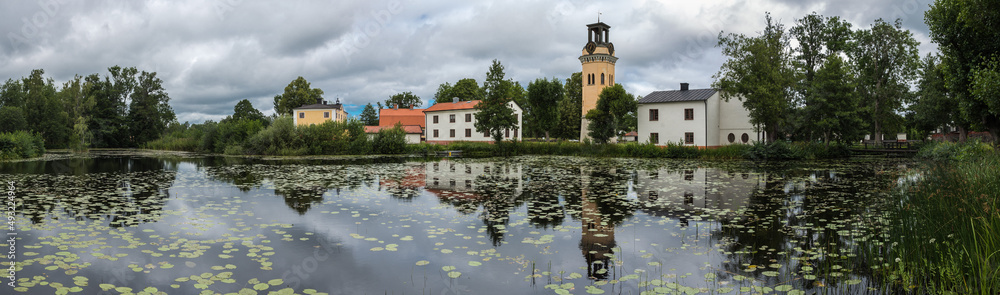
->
xmin=806 ymin=55 xmax=865 ymax=144
xmin=433 ymin=78 xmax=484 ymax=105
xmin=713 ymin=13 xmax=796 ymax=143
xmin=273 ymin=77 xmax=324 ymax=115
xmin=789 ymin=13 xmax=853 ymax=140
xmin=926 ymin=0 xmax=1000 ymax=140
xmin=384 ymin=91 xmax=422 ymax=109
xmin=849 ymin=19 xmax=920 ymax=141
xmin=553 ymin=72 xmax=583 ymax=140
xmin=0 ymin=106 xmax=27 ymax=133
xmin=233 ymin=99 xmax=265 ymax=123
xmin=910 ymin=54 xmax=957 ymax=138
xmin=527 ymin=78 xmax=564 ymax=139
xmin=585 ymin=84 xmax=636 ymax=144
xmin=58 ymin=75 xmax=95 ymax=150
xmin=23 ymin=69 xmax=71 ymax=148
xmin=360 ymin=103 xmax=379 ymax=126
xmin=127 ymin=71 xmax=175 ymax=145
xmin=474 ymin=59 xmax=518 ymax=144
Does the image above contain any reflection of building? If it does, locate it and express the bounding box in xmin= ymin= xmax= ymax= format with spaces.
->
xmin=422 ymin=160 xmax=523 ymax=199
xmin=293 ymin=99 xmax=348 ymax=126
xmin=378 ymin=165 xmax=425 ymax=199
xmin=634 ymin=167 xmax=763 ymax=222
xmin=580 ymin=189 xmax=615 ymax=280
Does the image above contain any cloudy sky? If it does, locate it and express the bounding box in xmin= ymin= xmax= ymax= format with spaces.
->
xmin=1 ymin=0 xmax=937 ymax=124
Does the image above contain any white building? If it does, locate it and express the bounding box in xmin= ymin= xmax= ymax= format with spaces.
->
xmin=423 ymin=100 xmax=523 ymax=144
xmin=637 ymin=83 xmax=760 ymax=147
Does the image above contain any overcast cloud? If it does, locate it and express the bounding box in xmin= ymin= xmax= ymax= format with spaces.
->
xmin=0 ymin=0 xmax=937 ymax=124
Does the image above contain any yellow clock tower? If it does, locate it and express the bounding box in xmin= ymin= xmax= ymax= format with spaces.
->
xmin=579 ymin=22 xmax=617 ymax=141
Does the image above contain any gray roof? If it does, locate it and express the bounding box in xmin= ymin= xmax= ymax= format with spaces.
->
xmin=637 ymin=89 xmax=717 ymax=104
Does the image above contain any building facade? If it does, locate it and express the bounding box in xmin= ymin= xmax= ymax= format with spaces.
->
xmin=579 ymin=22 xmax=618 ymax=141
xmin=637 ymin=83 xmax=759 ymax=147
xmin=292 ymin=99 xmax=348 ymax=126
xmin=423 ymin=100 xmax=522 ymax=144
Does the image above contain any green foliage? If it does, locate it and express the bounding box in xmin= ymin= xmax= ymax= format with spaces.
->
xmin=475 ymin=59 xmax=518 ymax=144
xmin=850 ymin=18 xmax=921 ymax=141
xmin=526 ymin=77 xmax=564 ymax=139
xmin=384 ymin=91 xmax=422 ymax=109
xmin=372 ymin=125 xmax=407 ymax=154
xmin=0 ymin=106 xmax=27 ymax=133
xmin=552 ymin=72 xmax=583 ymax=140
xmin=910 ymin=54 xmax=958 ymax=137
xmin=273 ymin=76 xmax=324 ymax=115
xmin=213 ymin=118 xmax=265 ymax=154
xmin=0 ymin=131 xmax=46 ymax=160
xmin=971 ymin=57 xmax=1000 ymax=130
xmin=916 ymin=140 xmax=995 ymax=161
xmin=585 ymin=84 xmax=636 ymax=144
xmin=804 ymin=56 xmax=866 ymax=143
xmin=360 ymin=103 xmax=379 ymax=126
xmin=127 ymin=71 xmax=176 ymax=146
xmin=243 ymin=116 xmax=304 ymax=155
xmin=232 ymin=99 xmax=266 ymax=123
xmin=434 ymin=78 xmax=483 ymax=104
xmin=789 ymin=13 xmax=853 ymax=86
xmin=879 ymin=149 xmax=1000 ymax=293
xmin=713 ymin=13 xmax=795 ymax=143
xmin=926 ymin=0 xmax=1000 ymax=139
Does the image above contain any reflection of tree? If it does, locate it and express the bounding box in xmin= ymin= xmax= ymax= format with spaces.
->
xmin=378 ymin=165 xmax=425 ymax=201
xmin=474 ymin=162 xmax=526 ymax=247
xmin=205 ymin=164 xmax=265 ymax=192
xmin=713 ymin=163 xmax=895 ymax=289
xmin=14 ymin=156 xmax=176 ymax=227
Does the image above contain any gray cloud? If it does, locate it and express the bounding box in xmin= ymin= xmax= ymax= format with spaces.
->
xmin=0 ymin=0 xmax=939 ymax=124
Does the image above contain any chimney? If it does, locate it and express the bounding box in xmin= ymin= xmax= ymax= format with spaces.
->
xmin=393 ymin=104 xmax=398 ymax=110
xmin=680 ymin=83 xmax=689 ymax=91
xmin=317 ymin=98 xmax=323 ymax=104
xmin=452 ymin=97 xmax=459 ymax=103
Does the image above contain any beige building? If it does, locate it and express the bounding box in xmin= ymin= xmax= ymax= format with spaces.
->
xmin=579 ymin=22 xmax=618 ymax=141
xmin=637 ymin=84 xmax=759 ymax=147
xmin=292 ymin=99 xmax=348 ymax=126
xmin=423 ymin=99 xmax=523 ymax=144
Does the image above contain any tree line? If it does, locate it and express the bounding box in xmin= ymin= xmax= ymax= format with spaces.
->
xmin=0 ymin=67 xmax=175 ymax=150
xmin=715 ymin=5 xmax=999 ymax=145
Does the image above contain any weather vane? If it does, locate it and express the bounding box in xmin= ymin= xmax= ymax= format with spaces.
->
xmin=598 ymin=11 xmax=601 ymax=22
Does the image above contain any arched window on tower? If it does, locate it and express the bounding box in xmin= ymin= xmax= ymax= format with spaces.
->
xmin=601 ymin=73 xmax=605 ymax=85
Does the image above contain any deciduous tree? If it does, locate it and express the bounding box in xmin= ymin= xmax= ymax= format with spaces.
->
xmin=474 ymin=60 xmax=517 ymax=144
xmin=713 ymin=13 xmax=795 ymax=143
xmin=585 ymin=84 xmax=636 ymax=144
xmin=527 ymin=77 xmax=564 ymax=139
xmin=384 ymin=91 xmax=422 ymax=109
xmin=273 ymin=77 xmax=324 ymax=115
xmin=849 ymin=19 xmax=920 ymax=142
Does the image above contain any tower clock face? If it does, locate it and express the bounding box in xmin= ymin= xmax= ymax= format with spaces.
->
xmin=607 ymin=43 xmax=615 ymax=55
xmin=585 ymin=42 xmax=597 ymax=54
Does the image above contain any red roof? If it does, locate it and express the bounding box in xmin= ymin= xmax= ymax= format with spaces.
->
xmin=379 ymin=108 xmax=426 ymax=127
xmin=364 ymin=125 xmax=423 ymax=134
xmin=624 ymin=131 xmax=638 ymax=137
xmin=424 ymin=100 xmax=481 ymax=112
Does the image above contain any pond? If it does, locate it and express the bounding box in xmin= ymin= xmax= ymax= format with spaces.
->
xmin=0 ymin=151 xmax=911 ymax=295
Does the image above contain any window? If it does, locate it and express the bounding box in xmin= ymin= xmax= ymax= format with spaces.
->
xmin=650 ymin=133 xmax=659 ymax=144
xmin=741 ymin=133 xmax=750 ymax=143
xmin=505 ymin=129 xmax=510 ymax=138
xmin=433 ymin=115 xmax=439 ymax=124
xmin=649 ymin=109 xmax=659 ymax=121
xmin=601 ymin=73 xmax=605 ymax=85
xmin=684 ymin=108 xmax=694 ymax=120
xmin=465 ymin=113 xmax=472 ymax=122
xmin=465 ymin=128 xmax=472 ymax=137
xmin=684 ymin=132 xmax=694 ymax=144
xmin=684 ymin=170 xmax=694 ymax=181
xmin=324 ymin=112 xmax=329 ymax=118
xmin=728 ymin=133 xmax=736 ymax=143
xmin=449 ymin=114 xmax=456 ymax=123
xmin=484 ymin=132 xmax=490 ymax=138
xmin=450 ymin=129 xmax=455 ymax=137
xmin=514 ymin=128 xmax=519 ymax=138
xmin=299 ymin=112 xmax=305 ymax=118
xmin=515 ymin=114 xmax=519 ymax=123
xmin=433 ymin=129 xmax=439 ymax=138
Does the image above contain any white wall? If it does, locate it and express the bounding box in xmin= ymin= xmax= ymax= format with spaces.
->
xmin=716 ymin=93 xmax=759 ymax=145
xmin=637 ymin=101 xmax=705 ymax=146
xmin=424 ymin=102 xmax=522 ymax=143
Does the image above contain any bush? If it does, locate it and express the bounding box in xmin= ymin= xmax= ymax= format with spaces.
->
xmin=213 ymin=119 xmax=265 ymax=154
xmin=916 ymin=140 xmax=994 ymax=161
xmin=372 ymin=126 xmax=407 ymax=154
xmin=0 ymin=131 xmax=46 ymax=160
xmin=244 ymin=116 xmax=303 ymax=155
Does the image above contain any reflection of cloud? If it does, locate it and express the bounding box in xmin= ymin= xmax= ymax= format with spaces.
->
xmin=635 ymin=168 xmax=764 ymax=222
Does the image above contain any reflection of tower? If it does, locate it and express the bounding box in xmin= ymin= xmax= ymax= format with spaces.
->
xmin=580 ymin=21 xmax=618 ymax=141
xmin=580 ymin=172 xmax=616 ymax=280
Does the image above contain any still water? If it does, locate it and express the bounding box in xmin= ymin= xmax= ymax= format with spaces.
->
xmin=0 ymin=151 xmax=909 ymax=294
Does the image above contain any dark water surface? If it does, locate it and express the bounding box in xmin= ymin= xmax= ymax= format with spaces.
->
xmin=0 ymin=151 xmax=911 ymax=295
